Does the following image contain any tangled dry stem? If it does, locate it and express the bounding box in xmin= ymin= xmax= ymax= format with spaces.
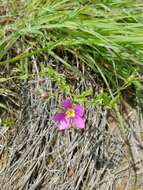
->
xmin=0 ymin=70 xmax=143 ymax=190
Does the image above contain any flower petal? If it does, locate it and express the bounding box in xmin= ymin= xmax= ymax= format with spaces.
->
xmin=58 ymin=119 xmax=70 ymax=130
xmin=74 ymin=116 xmax=84 ymax=129
xmin=60 ymin=98 xmax=72 ymax=109
xmin=41 ymin=91 xmax=48 ymax=98
xmin=53 ymin=112 xmax=65 ymax=122
xmin=73 ymin=105 xmax=84 ymax=117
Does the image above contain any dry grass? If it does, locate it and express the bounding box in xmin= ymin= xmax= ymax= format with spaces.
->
xmin=0 ymin=62 xmax=143 ymax=190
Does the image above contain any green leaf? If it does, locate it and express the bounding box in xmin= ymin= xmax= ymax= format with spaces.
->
xmin=0 ymin=78 xmax=8 ymax=83
xmin=0 ymin=103 xmax=7 ymax=110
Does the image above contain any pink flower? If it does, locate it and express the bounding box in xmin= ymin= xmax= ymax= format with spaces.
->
xmin=41 ymin=91 xmax=48 ymax=98
xmin=53 ymin=98 xmax=84 ymax=130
